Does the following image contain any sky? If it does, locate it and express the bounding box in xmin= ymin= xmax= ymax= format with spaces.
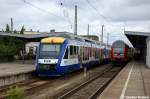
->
xmin=1 ymin=0 xmax=150 ymax=45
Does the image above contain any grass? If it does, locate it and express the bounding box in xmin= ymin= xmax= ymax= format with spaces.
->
xmin=6 ymin=86 xmax=27 ymax=99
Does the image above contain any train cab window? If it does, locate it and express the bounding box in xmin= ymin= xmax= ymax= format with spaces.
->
xmin=64 ymin=47 xmax=68 ymax=59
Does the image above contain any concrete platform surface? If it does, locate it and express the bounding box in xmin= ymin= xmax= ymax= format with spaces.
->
xmin=0 ymin=61 xmax=35 ymax=77
xmin=98 ymin=62 xmax=150 ymax=99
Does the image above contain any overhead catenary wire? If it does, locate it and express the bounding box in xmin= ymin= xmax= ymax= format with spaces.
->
xmin=23 ymin=0 xmax=72 ymax=28
xmin=58 ymin=0 xmax=108 ymax=34
xmin=58 ymin=0 xmax=73 ymax=29
xmin=85 ymin=0 xmax=125 ymax=27
xmin=85 ymin=0 xmax=111 ymax=22
xmin=84 ymin=0 xmax=127 ymax=44
xmin=85 ymin=0 xmax=126 ymax=36
xmin=23 ymin=0 xmax=60 ymax=17
xmin=85 ymin=0 xmax=111 ymax=41
xmin=58 ymin=0 xmax=90 ymax=32
xmin=23 ymin=0 xmax=125 ymax=38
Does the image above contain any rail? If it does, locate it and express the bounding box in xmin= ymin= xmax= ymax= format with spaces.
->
xmin=57 ymin=66 xmax=122 ymax=99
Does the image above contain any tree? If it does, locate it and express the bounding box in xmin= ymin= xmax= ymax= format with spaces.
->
xmin=14 ymin=29 xmax=17 ymax=34
xmin=20 ymin=26 xmax=25 ymax=34
xmin=5 ymin=24 xmax=10 ymax=33
xmin=0 ymin=37 xmax=24 ymax=62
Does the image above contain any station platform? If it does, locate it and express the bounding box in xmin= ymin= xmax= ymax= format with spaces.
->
xmin=0 ymin=61 xmax=35 ymax=87
xmin=98 ymin=61 xmax=150 ymax=99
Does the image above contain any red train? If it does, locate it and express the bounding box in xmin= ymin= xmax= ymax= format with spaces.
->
xmin=111 ymin=40 xmax=133 ymax=65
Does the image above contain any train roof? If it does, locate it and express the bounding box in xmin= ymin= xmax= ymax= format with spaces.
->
xmin=39 ymin=32 xmax=102 ymax=45
xmin=112 ymin=40 xmax=129 ymax=47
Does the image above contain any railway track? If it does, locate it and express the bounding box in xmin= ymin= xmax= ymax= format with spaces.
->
xmin=0 ymin=78 xmax=54 ymax=99
xmin=0 ymin=67 xmax=91 ymax=99
xmin=0 ymin=78 xmax=39 ymax=92
xmin=57 ymin=66 xmax=122 ymax=99
xmin=0 ymin=64 xmax=122 ymax=99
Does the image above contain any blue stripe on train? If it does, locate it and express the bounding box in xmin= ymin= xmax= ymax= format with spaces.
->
xmin=37 ymin=63 xmax=80 ymax=76
xmin=37 ymin=60 xmax=99 ymax=76
xmin=37 ymin=60 xmax=101 ymax=77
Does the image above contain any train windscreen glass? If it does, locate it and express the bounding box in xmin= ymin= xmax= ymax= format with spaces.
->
xmin=40 ymin=44 xmax=60 ymax=59
xmin=114 ymin=48 xmax=124 ymax=54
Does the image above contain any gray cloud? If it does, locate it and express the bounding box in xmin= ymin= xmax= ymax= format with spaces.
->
xmin=125 ymin=0 xmax=150 ymax=6
xmin=0 ymin=0 xmax=150 ymax=45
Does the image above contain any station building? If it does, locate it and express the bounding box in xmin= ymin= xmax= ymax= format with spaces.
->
xmin=80 ymin=35 xmax=99 ymax=41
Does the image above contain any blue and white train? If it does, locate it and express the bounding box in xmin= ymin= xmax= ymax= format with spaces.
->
xmin=35 ymin=33 xmax=111 ymax=76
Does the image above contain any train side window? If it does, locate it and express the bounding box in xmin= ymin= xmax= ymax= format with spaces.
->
xmin=95 ymin=49 xmax=97 ymax=58
xmin=94 ymin=48 xmax=95 ymax=58
xmin=76 ymin=46 xmax=78 ymax=54
xmin=64 ymin=47 xmax=68 ymax=59
xmin=74 ymin=46 xmax=76 ymax=55
xmin=95 ymin=48 xmax=96 ymax=58
xmin=70 ymin=46 xmax=73 ymax=55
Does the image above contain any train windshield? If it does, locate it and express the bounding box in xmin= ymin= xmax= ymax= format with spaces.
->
xmin=39 ymin=43 xmax=61 ymax=59
xmin=114 ymin=48 xmax=124 ymax=54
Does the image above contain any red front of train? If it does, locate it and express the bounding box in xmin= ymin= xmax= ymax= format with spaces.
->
xmin=111 ymin=40 xmax=130 ymax=64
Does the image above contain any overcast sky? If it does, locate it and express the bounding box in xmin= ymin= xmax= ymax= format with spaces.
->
xmin=1 ymin=0 xmax=150 ymax=45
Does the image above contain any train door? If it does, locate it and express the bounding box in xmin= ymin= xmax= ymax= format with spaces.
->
xmin=96 ymin=48 xmax=99 ymax=60
xmin=79 ymin=46 xmax=83 ymax=68
xmin=88 ymin=47 xmax=91 ymax=62
xmin=100 ymin=48 xmax=103 ymax=63
xmin=99 ymin=48 xmax=102 ymax=63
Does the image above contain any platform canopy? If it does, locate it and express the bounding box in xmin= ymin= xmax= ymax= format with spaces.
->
xmin=0 ymin=32 xmax=98 ymax=42
xmin=125 ymin=31 xmax=150 ymax=61
xmin=0 ymin=31 xmax=71 ymax=39
xmin=125 ymin=31 xmax=150 ymax=48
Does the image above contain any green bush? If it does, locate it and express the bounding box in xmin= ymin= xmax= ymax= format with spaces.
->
xmin=0 ymin=37 xmax=24 ymax=62
xmin=6 ymin=86 xmax=27 ymax=99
